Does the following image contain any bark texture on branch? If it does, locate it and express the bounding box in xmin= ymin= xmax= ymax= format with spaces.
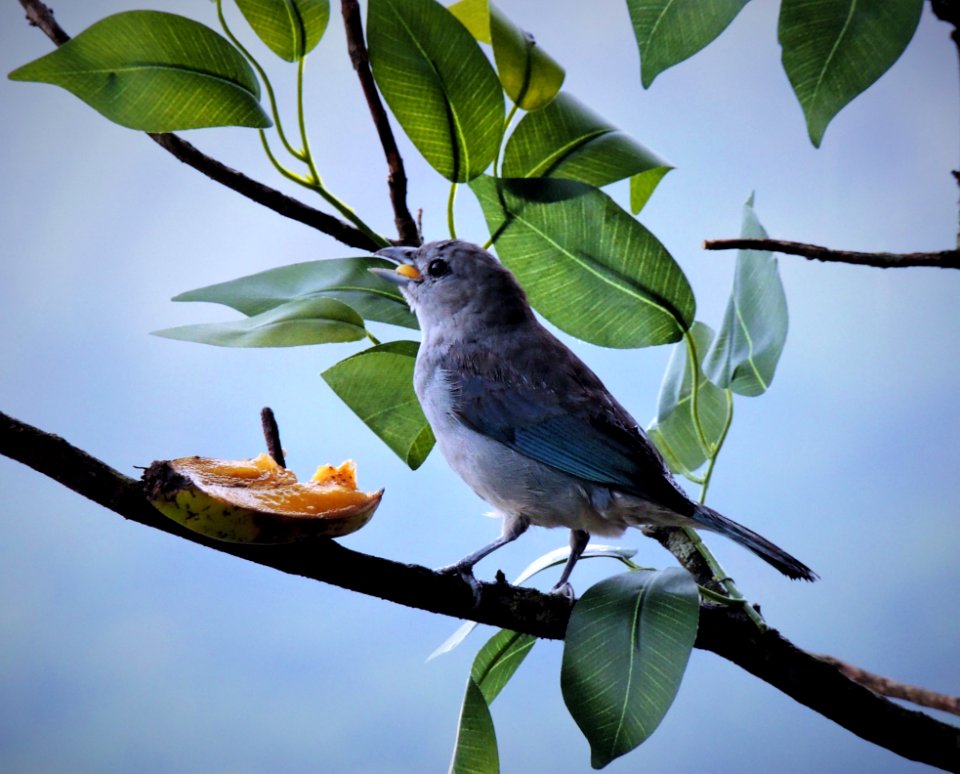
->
xmin=704 ymin=238 xmax=960 ymax=269
xmin=2 ymin=409 xmax=958 ymax=772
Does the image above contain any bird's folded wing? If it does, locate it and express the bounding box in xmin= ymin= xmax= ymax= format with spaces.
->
xmin=451 ymin=368 xmax=683 ymax=508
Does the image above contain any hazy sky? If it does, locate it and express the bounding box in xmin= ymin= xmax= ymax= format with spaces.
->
xmin=2 ymin=2 xmax=958 ymax=772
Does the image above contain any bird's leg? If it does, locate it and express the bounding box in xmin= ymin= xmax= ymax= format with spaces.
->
xmin=550 ymin=529 xmax=590 ymax=599
xmin=438 ymin=515 xmax=530 ymax=606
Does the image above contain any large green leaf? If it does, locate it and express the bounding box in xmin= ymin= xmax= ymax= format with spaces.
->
xmin=502 ymin=93 xmax=670 ymax=195
xmin=471 ymin=176 xmax=694 ymax=348
xmin=450 ymin=629 xmax=535 ymax=774
xmin=368 ymin=0 xmax=504 ymax=181
xmin=152 ymin=297 xmax=366 ymax=347
xmin=450 ymin=678 xmax=499 ymax=774
xmin=322 ymin=341 xmax=435 ymax=469
xmin=8 ymin=11 xmax=269 ymax=131
xmin=627 ymin=0 xmax=751 ymax=88
xmin=173 ymin=257 xmax=417 ymax=329
xmin=647 ymin=322 xmax=730 ymax=477
xmin=779 ymin=0 xmax=923 ymax=146
xmin=704 ymin=195 xmax=788 ymax=396
xmin=449 ymin=0 xmax=564 ymax=111
xmin=561 ymin=569 xmax=699 ymax=769
xmin=235 ymin=0 xmax=330 ymax=61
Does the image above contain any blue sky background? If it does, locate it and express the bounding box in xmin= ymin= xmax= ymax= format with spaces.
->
xmin=1 ymin=1 xmax=958 ymax=772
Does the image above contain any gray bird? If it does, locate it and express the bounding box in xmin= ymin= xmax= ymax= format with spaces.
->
xmin=371 ymin=240 xmax=816 ymax=593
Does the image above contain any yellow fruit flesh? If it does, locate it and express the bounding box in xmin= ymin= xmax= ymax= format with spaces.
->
xmin=174 ymin=454 xmax=370 ymax=514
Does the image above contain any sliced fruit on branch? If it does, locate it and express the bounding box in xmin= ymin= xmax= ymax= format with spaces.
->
xmin=143 ymin=454 xmax=382 ymax=543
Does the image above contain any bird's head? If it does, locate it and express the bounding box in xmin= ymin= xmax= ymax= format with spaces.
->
xmin=370 ymin=240 xmax=533 ymax=333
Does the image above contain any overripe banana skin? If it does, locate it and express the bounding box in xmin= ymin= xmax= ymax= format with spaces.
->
xmin=143 ymin=457 xmax=382 ymax=544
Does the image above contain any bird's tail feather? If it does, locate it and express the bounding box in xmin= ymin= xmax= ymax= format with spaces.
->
xmin=691 ymin=505 xmax=818 ymax=582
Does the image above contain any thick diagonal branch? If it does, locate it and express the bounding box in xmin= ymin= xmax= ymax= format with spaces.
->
xmin=2 ymin=409 xmax=958 ymax=772
xmin=704 ymin=238 xmax=960 ymax=269
xmin=340 ymin=0 xmax=420 ymax=246
xmin=17 ymin=0 xmax=379 ymax=251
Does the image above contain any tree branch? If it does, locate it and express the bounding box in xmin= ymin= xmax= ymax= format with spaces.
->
xmin=2 ymin=409 xmax=958 ymax=772
xmin=340 ymin=0 xmax=420 ymax=246
xmin=818 ymin=655 xmax=960 ymax=717
xmin=16 ymin=0 xmax=380 ymax=252
xmin=703 ymin=238 xmax=960 ymax=269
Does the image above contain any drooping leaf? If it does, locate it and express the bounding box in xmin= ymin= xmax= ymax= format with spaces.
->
xmin=471 ymin=629 xmax=536 ymax=703
xmin=561 ymin=568 xmax=699 ymax=769
xmin=152 ymin=297 xmax=365 ymax=347
xmin=471 ymin=176 xmax=694 ymax=348
xmin=430 ymin=545 xmax=637 ymax=660
xmin=630 ymin=166 xmax=672 ymax=214
xmin=234 ymin=0 xmax=330 ymax=61
xmin=8 ymin=11 xmax=269 ymax=131
xmin=647 ymin=322 xmax=730 ymax=477
xmin=367 ymin=0 xmax=504 ymax=181
xmin=450 ymin=0 xmax=565 ymax=111
xmin=627 ymin=0 xmax=751 ymax=88
xmin=449 ymin=629 xmax=535 ymax=774
xmin=704 ymin=194 xmax=788 ymax=396
xmin=450 ymin=678 xmax=499 ymax=774
xmin=322 ymin=341 xmax=435 ymax=469
xmin=779 ymin=0 xmax=923 ymax=146
xmin=502 ymin=93 xmax=670 ymax=194
xmin=173 ymin=257 xmax=417 ymax=329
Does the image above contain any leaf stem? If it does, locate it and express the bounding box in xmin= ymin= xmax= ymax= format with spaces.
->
xmin=447 ymin=181 xmax=459 ymax=239
xmin=677 ymin=334 xmax=763 ymax=628
xmin=493 ymin=102 xmax=519 ymax=179
xmin=682 ymin=329 xmax=712 ymax=457
xmin=216 ymin=0 xmax=303 ymax=160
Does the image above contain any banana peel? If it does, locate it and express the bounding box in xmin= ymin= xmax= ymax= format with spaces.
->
xmin=142 ymin=453 xmax=382 ymax=543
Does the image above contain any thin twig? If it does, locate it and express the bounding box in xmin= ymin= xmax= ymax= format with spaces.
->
xmin=340 ymin=0 xmax=420 ymax=246
xmin=819 ymin=655 xmax=960 ymax=717
xmin=703 ymin=238 xmax=960 ymax=269
xmin=17 ymin=0 xmax=379 ymax=251
xmin=929 ymin=0 xmax=960 ymax=247
xmin=2 ymin=409 xmax=959 ymax=772
xmin=260 ymin=407 xmax=285 ymax=468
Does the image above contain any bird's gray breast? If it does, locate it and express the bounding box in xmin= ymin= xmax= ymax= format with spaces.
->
xmin=413 ymin=343 xmax=634 ymax=534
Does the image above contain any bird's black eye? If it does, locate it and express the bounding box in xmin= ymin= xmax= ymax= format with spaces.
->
xmin=427 ymin=258 xmax=450 ymax=277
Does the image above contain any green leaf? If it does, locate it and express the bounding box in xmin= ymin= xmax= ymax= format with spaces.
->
xmin=450 ymin=629 xmax=535 ymax=774
xmin=450 ymin=678 xmax=499 ymax=774
xmin=368 ymin=0 xmax=504 ymax=181
xmin=471 ymin=176 xmax=694 ymax=348
xmin=779 ymin=0 xmax=923 ymax=146
xmin=152 ymin=297 xmax=366 ymax=347
xmin=430 ymin=545 xmax=637 ymax=660
xmin=234 ymin=0 xmax=330 ymax=61
xmin=627 ymin=0 xmax=751 ymax=88
xmin=561 ymin=568 xmax=699 ymax=769
xmin=322 ymin=341 xmax=435 ymax=469
xmin=8 ymin=11 xmax=269 ymax=131
xmin=471 ymin=629 xmax=536 ymax=703
xmin=450 ymin=0 xmax=565 ymax=111
xmin=502 ymin=93 xmax=670 ymax=191
xmin=630 ymin=166 xmax=672 ymax=214
xmin=173 ymin=257 xmax=417 ymax=330
xmin=704 ymin=194 xmax=788 ymax=396
xmin=647 ymin=322 xmax=730 ymax=476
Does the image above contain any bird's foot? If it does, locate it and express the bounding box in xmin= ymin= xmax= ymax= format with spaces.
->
xmin=438 ymin=561 xmax=483 ymax=609
xmin=549 ymin=580 xmax=577 ymax=602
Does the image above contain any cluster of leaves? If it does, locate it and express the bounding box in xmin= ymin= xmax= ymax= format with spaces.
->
xmin=8 ymin=0 xmax=928 ymax=769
